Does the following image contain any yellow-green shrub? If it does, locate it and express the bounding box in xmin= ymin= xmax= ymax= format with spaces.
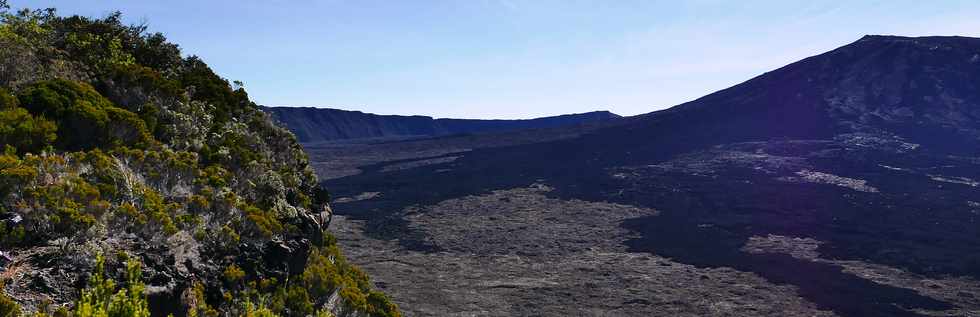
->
xmin=0 ymin=106 xmax=56 ymax=154
xmin=17 ymin=79 xmax=152 ymax=151
xmin=72 ymin=255 xmax=150 ymax=317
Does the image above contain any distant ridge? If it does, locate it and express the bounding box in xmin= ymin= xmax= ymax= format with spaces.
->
xmin=262 ymin=106 xmax=621 ymax=142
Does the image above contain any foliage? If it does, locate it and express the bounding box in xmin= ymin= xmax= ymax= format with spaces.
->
xmin=0 ymin=8 xmax=84 ymax=89
xmin=242 ymin=204 xmax=282 ymax=238
xmin=0 ymin=88 xmax=16 ymax=108
xmin=298 ymin=233 xmax=401 ymax=317
xmin=223 ymin=264 xmax=246 ymax=286
xmin=0 ymin=105 xmax=57 ymax=154
xmin=0 ymin=283 xmax=20 ymax=317
xmin=240 ymin=299 xmax=277 ymax=317
xmin=177 ymin=56 xmax=249 ymax=127
xmin=49 ymin=12 xmax=137 ymax=74
xmin=17 ymin=79 xmax=152 ymax=150
xmin=131 ymin=32 xmax=181 ymax=76
xmin=72 ymin=255 xmax=150 ymax=317
xmin=186 ymin=282 xmax=218 ymax=317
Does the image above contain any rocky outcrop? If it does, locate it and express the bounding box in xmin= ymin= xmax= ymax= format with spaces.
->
xmin=0 ymin=8 xmax=398 ymax=317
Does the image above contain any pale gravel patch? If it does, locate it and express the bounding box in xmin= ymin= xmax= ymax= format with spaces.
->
xmin=380 ymin=156 xmax=460 ymax=173
xmin=741 ymin=234 xmax=824 ymax=260
xmin=927 ymin=175 xmax=980 ymax=187
xmin=879 ymin=164 xmax=912 ymax=172
xmin=333 ymin=191 xmax=382 ymax=203
xmin=779 ymin=170 xmax=879 ymax=193
xmin=743 ymin=234 xmax=980 ymax=317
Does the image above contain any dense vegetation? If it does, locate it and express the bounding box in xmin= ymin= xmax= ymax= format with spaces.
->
xmin=0 ymin=2 xmax=397 ymax=316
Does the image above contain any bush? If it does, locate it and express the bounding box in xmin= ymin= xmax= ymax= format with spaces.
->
xmin=365 ymin=291 xmax=400 ymax=317
xmin=17 ymin=79 xmax=152 ymax=150
xmin=242 ymin=205 xmax=282 ymax=238
xmin=105 ymin=107 xmax=152 ymax=148
xmin=49 ymin=12 xmax=137 ymax=74
xmin=20 ymin=176 xmax=102 ymax=238
xmin=187 ymin=282 xmax=218 ymax=317
xmin=73 ymin=255 xmax=151 ymax=317
xmin=138 ymin=187 xmax=178 ymax=235
xmin=300 ymin=233 xmax=401 ymax=317
xmin=132 ymin=32 xmax=181 ymax=75
xmin=284 ymin=286 xmax=313 ymax=316
xmin=0 ymin=283 xmax=21 ymax=317
xmin=0 ymin=88 xmax=17 ymax=108
xmin=96 ymin=64 xmax=181 ymax=138
xmin=223 ymin=264 xmax=245 ymax=286
xmin=101 ymin=64 xmax=182 ymax=106
xmin=178 ymin=56 xmax=247 ymax=126
xmin=0 ymin=106 xmax=57 ymax=154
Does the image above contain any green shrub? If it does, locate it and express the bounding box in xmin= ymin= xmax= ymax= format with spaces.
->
xmin=22 ymin=177 xmax=102 ymax=237
xmin=0 ymin=106 xmax=57 ymax=154
xmin=77 ymin=150 xmax=122 ymax=199
xmin=101 ymin=63 xmax=182 ymax=105
xmin=241 ymin=299 xmax=277 ymax=317
xmin=301 ymin=248 xmax=340 ymax=300
xmin=17 ymin=79 xmax=152 ymax=150
xmin=132 ymin=32 xmax=181 ymax=75
xmin=0 ymin=283 xmax=21 ymax=317
xmin=365 ymin=291 xmax=400 ymax=317
xmin=73 ymin=255 xmax=151 ymax=317
xmin=242 ymin=205 xmax=282 ymax=238
xmin=178 ymin=56 xmax=248 ymax=126
xmin=223 ymin=264 xmax=245 ymax=286
xmin=298 ymin=233 xmax=401 ymax=317
xmin=104 ymin=107 xmax=152 ymax=148
xmin=284 ymin=286 xmax=313 ymax=316
xmin=0 ymin=160 xmax=37 ymax=184
xmin=96 ymin=64 xmax=181 ymax=138
xmin=0 ymin=88 xmax=17 ymax=109
xmin=51 ymin=12 xmax=137 ymax=74
xmin=138 ymin=187 xmax=178 ymax=235
xmin=187 ymin=282 xmax=218 ymax=317
xmin=196 ymin=165 xmax=230 ymax=188
xmin=0 ymin=220 xmax=25 ymax=248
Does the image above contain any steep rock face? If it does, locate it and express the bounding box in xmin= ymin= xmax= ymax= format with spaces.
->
xmin=262 ymin=106 xmax=620 ymax=142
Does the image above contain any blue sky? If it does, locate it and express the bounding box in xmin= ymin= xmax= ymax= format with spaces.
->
xmin=11 ymin=1 xmax=980 ymax=119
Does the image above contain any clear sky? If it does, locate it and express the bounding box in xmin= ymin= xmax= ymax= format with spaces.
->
xmin=11 ymin=1 xmax=980 ymax=119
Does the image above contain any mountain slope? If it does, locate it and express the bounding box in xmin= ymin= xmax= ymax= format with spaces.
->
xmin=317 ymin=35 xmax=980 ymax=317
xmin=568 ymin=35 xmax=980 ymax=164
xmin=0 ymin=7 xmax=397 ymax=317
xmin=263 ymin=106 xmax=620 ymax=142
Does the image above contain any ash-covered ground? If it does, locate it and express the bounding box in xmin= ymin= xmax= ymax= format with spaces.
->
xmin=305 ymin=36 xmax=980 ymax=317
xmin=309 ymin=131 xmax=980 ymax=317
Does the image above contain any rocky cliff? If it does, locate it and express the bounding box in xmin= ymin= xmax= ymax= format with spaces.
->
xmin=262 ymin=106 xmax=620 ymax=142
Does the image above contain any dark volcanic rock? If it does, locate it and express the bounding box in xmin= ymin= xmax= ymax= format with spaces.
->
xmin=262 ymin=106 xmax=621 ymax=142
xmin=316 ymin=35 xmax=980 ymax=317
